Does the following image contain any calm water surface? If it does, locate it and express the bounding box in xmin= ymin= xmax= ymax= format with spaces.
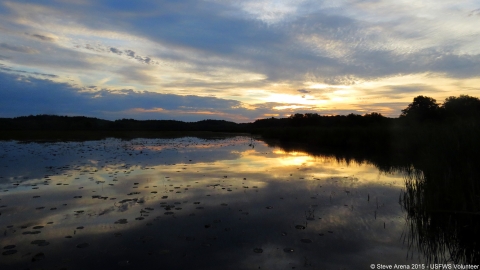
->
xmin=0 ymin=136 xmax=421 ymax=269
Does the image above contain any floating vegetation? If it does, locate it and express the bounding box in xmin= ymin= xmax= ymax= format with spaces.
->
xmin=22 ymin=231 xmax=41 ymax=235
xmin=118 ymin=260 xmax=130 ymax=266
xmin=76 ymin=243 xmax=89 ymax=248
xmin=2 ymin=250 xmax=17 ymax=255
xmin=31 ymin=252 xmax=45 ymax=262
xmin=31 ymin=240 xmax=50 ymax=246
xmin=253 ymin=248 xmax=263 ymax=253
xmin=114 ymin=219 xmax=128 ymax=224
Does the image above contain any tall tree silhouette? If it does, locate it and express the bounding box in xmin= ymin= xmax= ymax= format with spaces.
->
xmin=401 ymin=95 xmax=441 ymax=122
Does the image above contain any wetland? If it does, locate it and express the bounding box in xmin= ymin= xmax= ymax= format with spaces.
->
xmin=1 ymin=136 xmax=422 ymax=269
xmin=1 ymin=95 xmax=480 ymax=269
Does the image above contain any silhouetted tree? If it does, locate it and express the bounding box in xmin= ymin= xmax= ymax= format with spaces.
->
xmin=442 ymin=95 xmax=480 ymax=119
xmin=400 ymin=95 xmax=441 ymax=122
xmin=363 ymin=112 xmax=383 ymax=118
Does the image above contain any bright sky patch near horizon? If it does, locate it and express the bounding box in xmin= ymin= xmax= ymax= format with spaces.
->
xmin=1 ymin=0 xmax=480 ymax=122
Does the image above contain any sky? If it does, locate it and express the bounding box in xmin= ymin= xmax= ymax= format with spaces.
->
xmin=1 ymin=0 xmax=480 ymax=122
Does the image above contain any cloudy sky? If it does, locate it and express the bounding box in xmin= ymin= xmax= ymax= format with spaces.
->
xmin=1 ymin=0 xmax=480 ymax=122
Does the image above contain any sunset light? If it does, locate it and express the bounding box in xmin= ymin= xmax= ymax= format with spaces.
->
xmin=1 ymin=0 xmax=480 ymax=121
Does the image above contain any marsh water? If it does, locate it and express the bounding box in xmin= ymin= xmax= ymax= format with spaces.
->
xmin=1 ymin=136 xmax=423 ymax=269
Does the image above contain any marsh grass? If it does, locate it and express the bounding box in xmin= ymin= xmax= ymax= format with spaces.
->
xmin=401 ymin=167 xmax=480 ymax=264
xmin=397 ymin=122 xmax=480 ymax=264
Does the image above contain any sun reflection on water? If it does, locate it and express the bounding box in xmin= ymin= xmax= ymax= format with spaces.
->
xmin=0 ymin=136 xmax=417 ymax=269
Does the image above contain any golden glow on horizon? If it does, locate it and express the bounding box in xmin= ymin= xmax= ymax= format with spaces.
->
xmin=273 ymin=105 xmax=310 ymax=110
xmin=272 ymin=150 xmax=307 ymax=156
xmin=306 ymin=83 xmax=351 ymax=90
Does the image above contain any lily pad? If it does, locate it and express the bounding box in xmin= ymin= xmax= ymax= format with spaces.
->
xmin=114 ymin=219 xmax=128 ymax=224
xmin=76 ymin=243 xmax=89 ymax=248
xmin=32 ymin=252 xmax=45 ymax=262
xmin=31 ymin=240 xmax=47 ymax=245
xmin=2 ymin=250 xmax=17 ymax=255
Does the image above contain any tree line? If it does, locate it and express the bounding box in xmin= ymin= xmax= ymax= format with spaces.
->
xmin=1 ymin=94 xmax=479 ymax=134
